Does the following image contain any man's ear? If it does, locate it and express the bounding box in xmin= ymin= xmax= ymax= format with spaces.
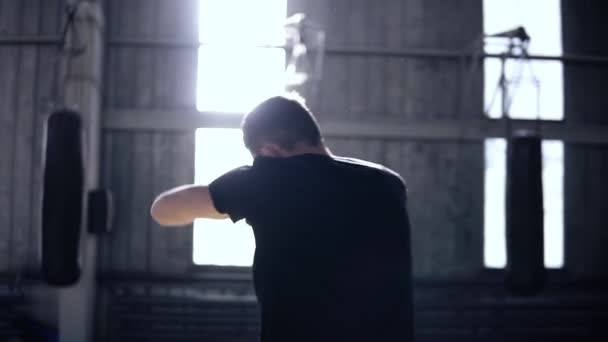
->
xmin=260 ymin=144 xmax=288 ymax=157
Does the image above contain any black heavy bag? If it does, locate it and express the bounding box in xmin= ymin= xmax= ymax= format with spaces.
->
xmin=505 ymin=131 xmax=546 ymax=296
xmin=41 ymin=109 xmax=85 ymax=287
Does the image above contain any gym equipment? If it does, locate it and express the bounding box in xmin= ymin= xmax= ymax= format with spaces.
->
xmin=41 ymin=109 xmax=85 ymax=287
xmin=505 ymin=131 xmax=545 ymax=296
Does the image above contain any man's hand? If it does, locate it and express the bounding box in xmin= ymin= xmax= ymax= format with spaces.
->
xmin=150 ymin=184 xmax=227 ymax=226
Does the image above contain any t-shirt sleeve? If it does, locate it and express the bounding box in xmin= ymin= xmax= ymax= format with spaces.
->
xmin=208 ymin=166 xmax=255 ymax=223
xmin=383 ymin=168 xmax=407 ymax=204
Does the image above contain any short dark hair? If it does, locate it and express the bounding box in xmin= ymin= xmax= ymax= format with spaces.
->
xmin=242 ymin=96 xmax=322 ymax=151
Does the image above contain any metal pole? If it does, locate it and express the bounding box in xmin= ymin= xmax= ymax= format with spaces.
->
xmin=103 ymin=38 xmax=608 ymax=65
xmin=2 ymin=36 xmax=608 ymax=65
xmin=500 ymin=52 xmax=509 ymax=119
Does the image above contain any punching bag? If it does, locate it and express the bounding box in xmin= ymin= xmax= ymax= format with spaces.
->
xmin=505 ymin=131 xmax=546 ymax=296
xmin=41 ymin=109 xmax=85 ymax=287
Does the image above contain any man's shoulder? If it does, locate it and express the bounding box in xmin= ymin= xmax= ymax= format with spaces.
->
xmin=331 ymin=155 xmax=406 ymax=187
xmin=251 ymin=154 xmax=406 ymax=189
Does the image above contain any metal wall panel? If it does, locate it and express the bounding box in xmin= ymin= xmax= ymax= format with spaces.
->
xmin=562 ymin=0 xmax=608 ymax=278
xmin=0 ymin=0 xmax=64 ymax=273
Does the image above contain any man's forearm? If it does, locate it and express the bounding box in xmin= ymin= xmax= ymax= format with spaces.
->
xmin=150 ymin=184 xmax=227 ymax=226
xmin=151 ymin=185 xmax=196 ymax=226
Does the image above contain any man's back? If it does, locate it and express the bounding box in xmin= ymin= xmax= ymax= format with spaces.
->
xmin=209 ymin=153 xmax=413 ymax=342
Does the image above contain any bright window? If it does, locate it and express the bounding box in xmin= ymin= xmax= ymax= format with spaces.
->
xmin=193 ymin=129 xmax=255 ymax=266
xmin=483 ymin=0 xmax=563 ymax=120
xmin=196 ymin=0 xmax=287 ymax=113
xmin=193 ymin=0 xmax=286 ymax=266
xmin=483 ymin=0 xmax=564 ymax=268
xmin=484 ymin=139 xmax=564 ymax=268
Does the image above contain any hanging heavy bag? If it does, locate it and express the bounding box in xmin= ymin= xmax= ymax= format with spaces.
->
xmin=505 ymin=131 xmax=546 ymax=296
xmin=41 ymin=109 xmax=85 ymax=287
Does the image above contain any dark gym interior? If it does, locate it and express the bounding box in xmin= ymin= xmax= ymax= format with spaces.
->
xmin=1 ymin=0 xmax=607 ymax=341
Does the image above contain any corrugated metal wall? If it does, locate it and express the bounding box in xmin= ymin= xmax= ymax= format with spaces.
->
xmin=562 ymin=0 xmax=608 ymax=278
xmin=99 ymin=0 xmax=199 ymax=274
xmin=0 ymin=0 xmax=65 ymax=274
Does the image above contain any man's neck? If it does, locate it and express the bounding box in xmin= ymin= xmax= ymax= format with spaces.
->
xmin=286 ymin=143 xmax=329 ymax=157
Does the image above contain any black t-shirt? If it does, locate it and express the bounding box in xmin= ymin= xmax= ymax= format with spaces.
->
xmin=209 ymin=153 xmax=413 ymax=342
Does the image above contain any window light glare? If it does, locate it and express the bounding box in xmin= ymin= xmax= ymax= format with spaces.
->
xmin=199 ymin=0 xmax=287 ymax=45
xmin=542 ymin=141 xmax=564 ymax=268
xmin=193 ymin=128 xmax=255 ymax=266
xmin=484 ymin=139 xmax=507 ymax=268
xmin=196 ymin=46 xmax=286 ymax=113
xmin=483 ymin=0 xmax=563 ymax=120
xmin=194 ymin=0 xmax=286 ymax=266
xmin=483 ymin=139 xmax=564 ymax=269
xmin=194 ymin=128 xmax=251 ymax=184
xmin=196 ymin=0 xmax=287 ymax=113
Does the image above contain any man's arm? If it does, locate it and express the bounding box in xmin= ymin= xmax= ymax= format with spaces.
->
xmin=150 ymin=184 xmax=228 ymax=226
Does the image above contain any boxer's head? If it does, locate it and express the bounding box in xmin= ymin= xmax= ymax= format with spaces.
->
xmin=242 ymin=95 xmax=324 ymax=157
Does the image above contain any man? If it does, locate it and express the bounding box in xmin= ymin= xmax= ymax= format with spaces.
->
xmin=150 ymin=95 xmax=414 ymax=342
